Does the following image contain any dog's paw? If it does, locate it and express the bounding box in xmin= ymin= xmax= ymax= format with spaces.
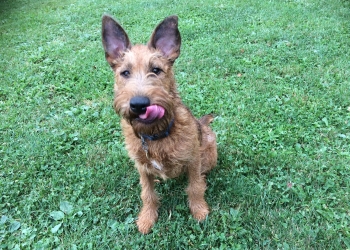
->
xmin=190 ymin=204 xmax=209 ymax=221
xmin=136 ymin=209 xmax=158 ymax=234
xmin=136 ymin=217 xmax=154 ymax=234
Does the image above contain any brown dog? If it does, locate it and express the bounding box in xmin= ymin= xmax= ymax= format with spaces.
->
xmin=102 ymin=15 xmax=217 ymax=234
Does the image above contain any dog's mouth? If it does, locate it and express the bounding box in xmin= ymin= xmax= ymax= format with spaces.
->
xmin=137 ymin=104 xmax=165 ymax=123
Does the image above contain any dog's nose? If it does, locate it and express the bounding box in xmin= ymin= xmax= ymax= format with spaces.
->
xmin=130 ymin=96 xmax=150 ymax=114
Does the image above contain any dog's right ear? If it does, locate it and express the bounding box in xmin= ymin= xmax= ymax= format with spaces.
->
xmin=102 ymin=15 xmax=131 ymax=67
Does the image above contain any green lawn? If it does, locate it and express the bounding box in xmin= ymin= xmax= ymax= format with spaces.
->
xmin=1 ymin=0 xmax=349 ymax=248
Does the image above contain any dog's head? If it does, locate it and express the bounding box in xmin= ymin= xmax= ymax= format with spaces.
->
xmin=102 ymin=15 xmax=181 ymax=135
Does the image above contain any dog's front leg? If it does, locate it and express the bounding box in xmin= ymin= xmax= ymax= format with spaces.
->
xmin=136 ymin=164 xmax=159 ymax=234
xmin=186 ymin=158 xmax=210 ymax=221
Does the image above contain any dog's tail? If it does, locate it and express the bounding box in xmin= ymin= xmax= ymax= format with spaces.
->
xmin=199 ymin=114 xmax=215 ymax=125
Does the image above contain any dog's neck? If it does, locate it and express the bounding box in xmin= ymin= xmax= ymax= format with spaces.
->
xmin=138 ymin=119 xmax=174 ymax=157
xmin=140 ymin=118 xmax=174 ymax=141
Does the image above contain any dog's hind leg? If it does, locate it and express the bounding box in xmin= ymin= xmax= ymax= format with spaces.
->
xmin=199 ymin=115 xmax=217 ymax=174
xmin=186 ymin=157 xmax=210 ymax=221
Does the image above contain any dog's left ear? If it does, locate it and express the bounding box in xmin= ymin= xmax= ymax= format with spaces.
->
xmin=148 ymin=15 xmax=181 ymax=62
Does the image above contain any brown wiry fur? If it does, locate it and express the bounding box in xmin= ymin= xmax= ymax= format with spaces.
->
xmin=102 ymin=15 xmax=217 ymax=234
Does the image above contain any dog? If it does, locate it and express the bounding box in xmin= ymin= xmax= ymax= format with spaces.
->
xmin=101 ymin=15 xmax=217 ymax=234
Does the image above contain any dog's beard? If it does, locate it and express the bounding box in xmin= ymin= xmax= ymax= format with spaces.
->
xmin=128 ymin=110 xmax=173 ymax=137
xmin=113 ymin=87 xmax=176 ymax=137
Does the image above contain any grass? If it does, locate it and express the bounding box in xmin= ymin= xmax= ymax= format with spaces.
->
xmin=1 ymin=0 xmax=349 ymax=248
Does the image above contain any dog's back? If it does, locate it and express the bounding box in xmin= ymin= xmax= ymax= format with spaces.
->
xmin=199 ymin=114 xmax=214 ymax=126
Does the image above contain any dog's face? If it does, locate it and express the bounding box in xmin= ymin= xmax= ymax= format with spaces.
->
xmin=102 ymin=16 xmax=181 ymax=135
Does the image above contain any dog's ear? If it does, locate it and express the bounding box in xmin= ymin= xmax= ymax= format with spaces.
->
xmin=148 ymin=15 xmax=181 ymax=62
xmin=102 ymin=15 xmax=131 ymax=67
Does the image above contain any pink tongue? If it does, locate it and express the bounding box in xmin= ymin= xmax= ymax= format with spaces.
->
xmin=139 ymin=105 xmax=165 ymax=122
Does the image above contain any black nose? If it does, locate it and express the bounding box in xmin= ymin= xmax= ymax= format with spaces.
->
xmin=130 ymin=96 xmax=150 ymax=114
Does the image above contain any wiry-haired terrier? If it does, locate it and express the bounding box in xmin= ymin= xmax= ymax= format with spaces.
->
xmin=102 ymin=15 xmax=217 ymax=234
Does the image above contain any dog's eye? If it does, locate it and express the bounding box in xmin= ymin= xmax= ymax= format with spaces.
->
xmin=151 ymin=67 xmax=162 ymax=75
xmin=121 ymin=70 xmax=130 ymax=77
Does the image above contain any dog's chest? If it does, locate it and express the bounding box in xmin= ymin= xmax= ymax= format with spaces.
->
xmin=150 ymin=159 xmax=163 ymax=171
xmin=144 ymin=157 xmax=185 ymax=179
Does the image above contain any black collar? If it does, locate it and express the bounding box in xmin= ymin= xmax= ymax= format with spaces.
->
xmin=140 ymin=119 xmax=174 ymax=141
xmin=140 ymin=119 xmax=174 ymax=156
